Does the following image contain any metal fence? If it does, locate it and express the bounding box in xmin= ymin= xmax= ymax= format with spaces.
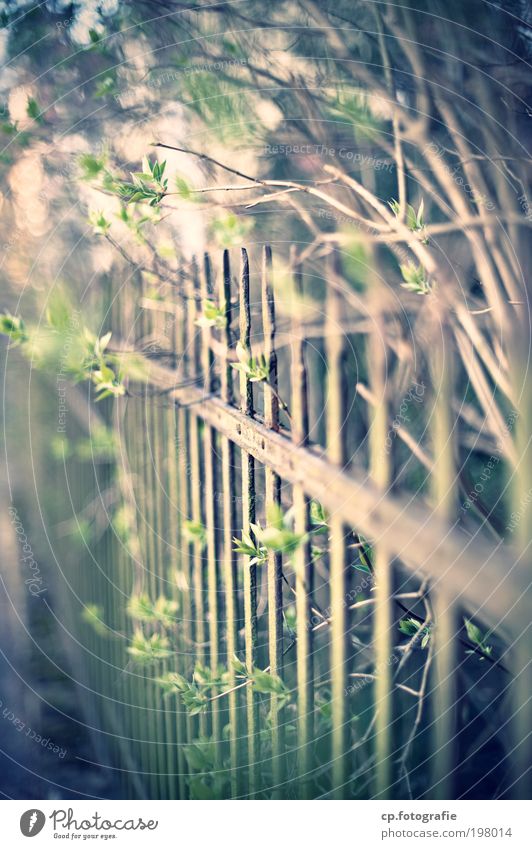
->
xmin=59 ymin=245 xmax=531 ymax=800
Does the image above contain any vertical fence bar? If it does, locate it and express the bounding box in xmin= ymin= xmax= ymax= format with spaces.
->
xmin=239 ymin=247 xmax=259 ymax=797
xmin=430 ymin=327 xmax=458 ymax=800
xmin=140 ymin=300 xmax=164 ymax=799
xmin=164 ymin=396 xmax=186 ymax=798
xmin=112 ymin=284 xmax=137 ymax=798
xmin=122 ymin=390 xmax=146 ymax=797
xmin=510 ymin=317 xmax=532 ymax=798
xmin=325 ymin=252 xmax=349 ymax=798
xmin=146 ymin=296 xmax=169 ymax=797
xmin=262 ymin=245 xmax=285 ymax=795
xmin=120 ymin=276 xmax=150 ymax=797
xmin=128 ymin=280 xmax=154 ymax=795
xmin=176 ymin=271 xmax=196 ymax=755
xmin=218 ymin=249 xmax=241 ymax=796
xmin=367 ymin=320 xmax=393 ymax=799
xmin=153 ymin=394 xmax=176 ymax=799
xmin=290 ymin=249 xmax=314 ymax=797
xmin=188 ymin=260 xmax=208 ymax=737
xmin=200 ymin=252 xmax=223 ymax=771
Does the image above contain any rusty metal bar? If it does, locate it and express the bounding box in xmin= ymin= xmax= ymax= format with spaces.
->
xmin=200 ymin=252 xmax=223 ymax=771
xmin=290 ymin=249 xmax=314 ymax=797
xmin=219 ymin=249 xmax=241 ymax=795
xmin=164 ymin=398 xmax=186 ymax=798
xmin=188 ymin=259 xmax=208 ymax=738
xmin=177 ymin=266 xmax=198 ymax=754
xmin=262 ymin=245 xmax=285 ymax=795
xmin=325 ymin=251 xmax=350 ymax=799
xmin=367 ymin=319 xmax=393 ymax=799
xmin=238 ymin=247 xmax=259 ymax=797
xmin=430 ymin=328 xmax=458 ymax=800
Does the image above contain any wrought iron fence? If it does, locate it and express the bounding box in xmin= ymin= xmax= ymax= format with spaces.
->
xmin=59 ymin=245 xmax=530 ymax=800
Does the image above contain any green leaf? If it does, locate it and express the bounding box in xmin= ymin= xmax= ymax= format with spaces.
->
xmin=153 ymin=595 xmax=179 ymax=627
xmin=232 ymin=531 xmax=267 ymax=566
xmin=310 ymin=500 xmax=328 ymax=534
xmin=79 ymin=153 xmax=107 ymax=180
xmin=127 ymin=592 xmax=155 ymax=622
xmin=175 ymin=176 xmax=193 ymax=200
xmin=156 ymin=671 xmax=189 ymax=695
xmin=193 ymin=662 xmax=213 ymax=687
xmin=88 ymin=209 xmax=111 ymax=235
xmin=81 ymin=604 xmax=108 ymax=637
xmin=463 ymin=617 xmax=493 ymax=657
xmin=26 ymin=96 xmax=42 ymax=122
xmin=464 ymin=617 xmax=484 ymax=645
xmin=195 ymin=299 xmax=227 ymax=329
xmin=183 ymin=519 xmax=207 ymax=547
xmin=231 ymin=345 xmax=269 ymax=382
xmin=95 ymin=76 xmax=116 ymax=98
xmin=416 ymin=198 xmax=425 ymax=229
xmin=253 ymin=505 xmax=305 ymax=555
xmin=399 ymin=617 xmax=423 ymax=637
xmin=399 ymin=617 xmax=431 ymax=648
xmin=211 ymin=212 xmax=253 ymax=248
xmin=127 ymin=629 xmax=173 ymax=664
xmin=388 ymin=198 xmax=401 ymax=217
xmin=251 ymin=669 xmax=289 ymax=697
xmin=183 ymin=739 xmax=216 ymax=772
xmin=0 ymin=312 xmax=28 ymax=346
xmin=400 ymin=262 xmax=431 ymax=295
xmin=231 ymin=655 xmax=248 ymax=678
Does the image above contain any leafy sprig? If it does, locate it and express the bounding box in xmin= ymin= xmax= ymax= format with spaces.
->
xmin=195 ymin=299 xmax=227 ymax=330
xmin=183 ymin=519 xmax=207 ymax=547
xmin=0 ymin=312 xmax=28 ymax=346
xmin=253 ymin=505 xmax=305 ymax=556
xmin=400 ymin=262 xmax=431 ymax=295
xmin=233 ymin=530 xmax=267 ymax=566
xmin=127 ymin=629 xmax=173 ymax=664
xmin=127 ymin=593 xmax=178 ymax=627
xmin=231 ymin=342 xmax=269 ymax=382
xmin=464 ymin=617 xmax=493 ymax=659
xmin=399 ymin=617 xmax=431 ymax=649
xmin=118 ymin=156 xmax=169 ymax=206
xmin=390 ymin=198 xmax=428 ymax=242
